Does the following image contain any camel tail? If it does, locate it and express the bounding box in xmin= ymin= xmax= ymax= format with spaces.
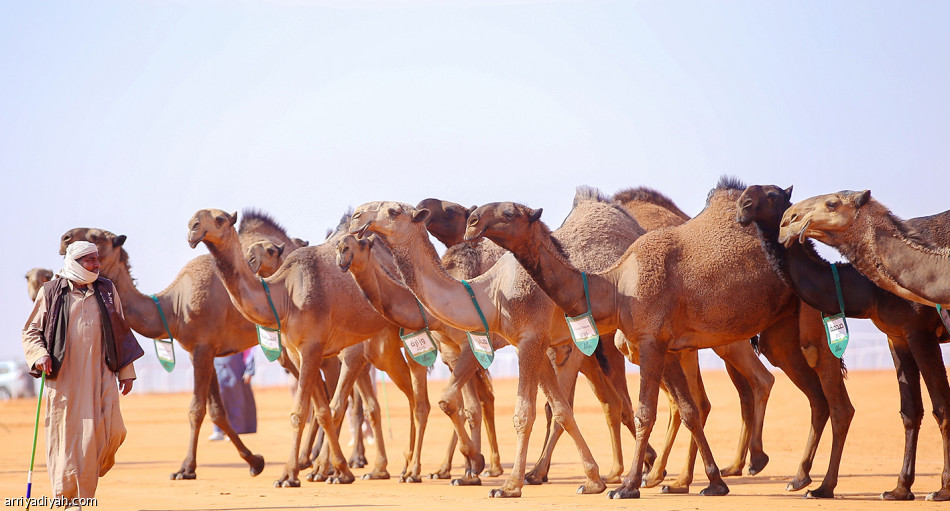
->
xmin=593 ymin=340 xmax=610 ymax=375
xmin=840 ymin=358 xmax=848 ymax=379
xmin=750 ymin=335 xmax=760 ymax=355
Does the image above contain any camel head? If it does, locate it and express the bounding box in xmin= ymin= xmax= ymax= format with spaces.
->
xmin=778 ymin=190 xmax=871 ymax=248
xmin=245 ymin=240 xmax=285 ymax=277
xmin=349 ymin=201 xmax=429 ymax=242
xmin=463 ymin=202 xmax=542 ymax=248
xmin=735 ymin=185 xmax=793 ymax=228
xmin=335 ymin=233 xmax=374 ymax=273
xmin=59 ymin=228 xmax=128 ymax=274
xmin=187 ymin=209 xmax=238 ymax=249
xmin=25 ymin=267 xmax=53 ymax=301
xmin=416 ymin=198 xmax=476 ymax=247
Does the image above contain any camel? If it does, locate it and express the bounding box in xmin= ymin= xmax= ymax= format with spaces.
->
xmin=336 ymin=233 xmax=502 ymax=484
xmin=420 ymin=196 xmax=649 ymax=485
xmin=779 ymin=190 xmax=950 ymax=307
xmin=738 ymin=184 xmax=950 ymax=501
xmin=459 ymin=177 xmax=854 ymax=499
xmin=188 ymin=208 xmax=431 ymax=487
xmin=349 ymin=191 xmax=668 ymax=498
xmin=426 ymin=193 xmax=772 ymax=488
xmin=26 ymin=268 xmax=53 ymax=301
xmin=613 ymin=187 xmax=775 ymax=481
xmin=59 ymin=228 xmax=268 ymax=480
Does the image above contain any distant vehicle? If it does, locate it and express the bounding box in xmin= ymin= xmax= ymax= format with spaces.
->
xmin=0 ymin=360 xmax=37 ymax=400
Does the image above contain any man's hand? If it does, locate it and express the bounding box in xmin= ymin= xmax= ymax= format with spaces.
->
xmin=119 ymin=378 xmax=134 ymax=395
xmin=34 ymin=355 xmax=52 ymax=375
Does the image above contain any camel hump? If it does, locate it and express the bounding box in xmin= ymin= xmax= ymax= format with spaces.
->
xmin=240 ymin=208 xmax=287 ymax=237
xmin=715 ymin=175 xmax=746 ymax=192
xmin=612 ymin=186 xmax=689 ymax=220
xmin=572 ymin=185 xmax=610 ymax=207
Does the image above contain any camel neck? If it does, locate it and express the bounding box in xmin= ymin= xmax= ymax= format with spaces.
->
xmin=785 ymin=243 xmax=876 ymax=318
xmin=102 ymin=260 xmax=169 ymax=339
xmin=382 ymin=225 xmax=498 ymax=333
xmin=205 ymin=232 xmax=284 ymax=329
xmin=350 ymin=249 xmax=440 ymax=332
xmin=837 ymin=210 xmax=950 ymax=306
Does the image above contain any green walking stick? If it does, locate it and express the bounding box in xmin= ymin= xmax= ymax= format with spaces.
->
xmin=26 ymin=372 xmax=46 ymax=510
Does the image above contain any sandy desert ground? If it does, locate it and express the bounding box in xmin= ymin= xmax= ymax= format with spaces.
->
xmin=1 ymin=368 xmax=947 ymax=511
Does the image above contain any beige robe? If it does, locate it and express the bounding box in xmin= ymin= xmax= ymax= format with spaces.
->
xmin=22 ymin=281 xmax=136 ymax=501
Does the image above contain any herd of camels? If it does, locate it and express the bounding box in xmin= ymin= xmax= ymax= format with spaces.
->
xmin=24 ymin=177 xmax=950 ymax=502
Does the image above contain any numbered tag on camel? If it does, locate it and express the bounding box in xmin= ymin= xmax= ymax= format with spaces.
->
xmin=467 ymin=331 xmax=494 ymax=369
xmin=565 ymin=311 xmax=600 ymax=356
xmin=400 ymin=328 xmax=439 ymax=367
xmin=153 ymin=338 xmax=175 ymax=372
xmin=823 ymin=313 xmax=849 ymax=358
xmin=256 ymin=325 xmax=283 ymax=362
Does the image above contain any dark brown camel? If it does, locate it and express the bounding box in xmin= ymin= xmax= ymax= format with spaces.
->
xmin=188 ymin=209 xmax=431 ymax=488
xmin=780 ymin=191 xmax=950 ymax=307
xmin=738 ymin=184 xmax=950 ymax=501
xmin=461 ymin=177 xmax=854 ymax=499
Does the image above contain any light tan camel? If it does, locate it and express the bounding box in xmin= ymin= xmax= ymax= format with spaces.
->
xmin=348 ymin=191 xmax=653 ymax=498
xmin=26 ymin=268 xmax=53 ymax=301
xmin=336 ymin=233 xmax=501 ymax=484
xmin=421 ymin=196 xmax=655 ymax=486
xmin=611 ymin=187 xmax=775 ymax=483
xmin=59 ymin=228 xmax=267 ymax=480
xmin=188 ymin=209 xmax=431 ymax=487
xmin=779 ymin=190 xmax=950 ymax=307
xmin=460 ymin=177 xmax=854 ymax=499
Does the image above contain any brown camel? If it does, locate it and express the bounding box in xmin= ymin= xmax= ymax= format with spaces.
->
xmin=188 ymin=208 xmax=431 ymax=487
xmin=613 ymin=187 xmax=775 ymax=481
xmin=739 ymin=184 xmax=950 ymax=501
xmin=460 ymin=177 xmax=854 ymax=499
xmin=26 ymin=267 xmax=53 ymax=301
xmin=336 ymin=233 xmax=501 ymax=484
xmin=779 ymin=191 xmax=950 ymax=307
xmin=59 ymin=228 xmax=267 ymax=480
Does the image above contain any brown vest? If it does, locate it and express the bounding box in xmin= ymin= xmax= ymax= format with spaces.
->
xmin=32 ymin=276 xmax=144 ymax=379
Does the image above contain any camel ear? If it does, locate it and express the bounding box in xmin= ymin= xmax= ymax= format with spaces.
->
xmin=294 ymin=237 xmax=309 ymax=247
xmin=275 ymin=243 xmax=285 ymax=257
xmin=528 ymin=207 xmax=543 ymax=223
xmin=412 ymin=208 xmax=430 ymax=224
xmin=229 ymin=212 xmax=238 ymax=226
xmin=114 ymin=235 xmax=127 ymax=247
xmin=854 ymin=190 xmax=871 ymax=207
xmin=466 ymin=205 xmax=477 ymax=218
xmin=783 ymin=186 xmax=793 ymax=200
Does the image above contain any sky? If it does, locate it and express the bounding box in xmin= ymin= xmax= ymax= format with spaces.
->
xmin=2 ymin=1 xmax=948 ymax=364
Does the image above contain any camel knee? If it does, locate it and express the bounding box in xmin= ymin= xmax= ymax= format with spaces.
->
xmin=800 ymin=345 xmax=819 ymax=368
xmin=512 ymin=411 xmax=535 ymax=435
xmin=900 ymin=409 xmax=924 ymax=430
xmin=290 ymin=412 xmax=304 ymax=430
xmin=634 ymin=410 xmax=656 ymax=434
xmin=932 ymin=407 xmax=950 ymax=432
xmin=438 ymin=398 xmax=458 ymax=417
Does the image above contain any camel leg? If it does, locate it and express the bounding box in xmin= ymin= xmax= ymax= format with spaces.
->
xmin=880 ymin=336 xmax=922 ymax=501
xmin=300 ymin=357 xmax=342 ymax=470
xmin=205 ymin=370 xmax=266 ymax=476
xmin=347 ymin=389 xmax=367 ymax=468
xmin=307 ymin=346 xmax=365 ymax=482
xmin=171 ymin=347 xmax=216 ymax=480
xmin=525 ymin=344 xmax=582 ymax=485
xmin=355 ymin=366 xmax=390 ymax=480
xmin=715 ymin=340 xmax=774 ymax=476
xmin=661 ymin=351 xmax=712 ymax=494
xmin=578 ymin=345 xmax=630 ymax=484
xmin=905 ymin=330 xmax=950 ymax=501
xmin=368 ymin=332 xmax=430 ymax=483
xmin=800 ymin=326 xmax=854 ymax=499
xmin=608 ymin=335 xmax=658 ymax=471
xmin=460 ymin=375 xmax=484 ymax=473
xmin=276 ymin=342 xmax=354 ymax=488
xmin=435 ymin=346 xmax=487 ymax=484
xmin=475 ymin=367 xmax=504 ymax=477
xmin=642 ymin=387 xmax=678 ymax=488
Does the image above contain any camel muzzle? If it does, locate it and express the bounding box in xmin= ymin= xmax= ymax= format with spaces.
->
xmin=188 ymin=233 xmax=205 ymax=249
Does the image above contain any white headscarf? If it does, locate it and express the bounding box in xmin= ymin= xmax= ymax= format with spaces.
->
xmin=59 ymin=241 xmax=100 ymax=285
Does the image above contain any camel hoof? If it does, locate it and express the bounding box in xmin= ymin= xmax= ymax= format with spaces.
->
xmin=296 ymin=458 xmax=313 ymax=471
xmin=577 ymin=480 xmax=607 ymax=495
xmin=170 ymin=470 xmax=197 ymax=480
xmin=881 ymin=490 xmax=915 ymax=501
xmin=326 ymin=474 xmax=355 ymax=485
xmin=488 ymin=488 xmax=521 ymax=498
xmin=700 ymin=483 xmax=729 ymax=496
xmin=524 ymin=472 xmax=545 ymax=486
xmin=803 ymin=488 xmax=833 ymax=499
xmin=399 ymin=474 xmax=422 ymax=483
xmin=786 ymin=476 xmax=811 ymax=492
xmin=926 ymin=490 xmax=950 ymax=502
xmin=661 ymin=484 xmax=689 ymax=494
xmin=362 ymin=470 xmax=390 ymax=480
xmin=748 ymin=453 xmax=769 ymax=475
xmin=429 ymin=471 xmax=451 ymax=480
xmin=720 ymin=464 xmax=743 ymax=477
xmin=348 ymin=454 xmax=368 ymax=469
xmin=248 ymin=455 xmax=265 ymax=477
xmin=276 ymin=478 xmax=300 ymax=488
xmin=607 ymin=487 xmax=640 ymax=499
xmin=484 ymin=465 xmax=504 ymax=477
xmin=451 ymin=476 xmax=482 ymax=486
xmin=603 ymin=473 xmax=622 ymax=484
xmin=471 ymin=454 xmax=486 ymax=475
xmin=307 ymin=471 xmax=327 ymax=482
xmin=641 ymin=473 xmax=665 ymax=488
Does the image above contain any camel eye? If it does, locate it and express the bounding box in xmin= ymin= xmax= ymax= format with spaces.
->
xmin=388 ymin=208 xmax=401 ymax=219
xmin=353 ymin=212 xmax=362 ymax=219
xmin=503 ymin=211 xmax=514 ymax=220
xmin=766 ymin=191 xmax=779 ymax=200
xmin=825 ymin=200 xmax=839 ymax=211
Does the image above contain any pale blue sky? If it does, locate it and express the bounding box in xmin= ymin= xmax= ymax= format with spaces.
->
xmin=2 ymin=1 xmax=948 ymax=361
